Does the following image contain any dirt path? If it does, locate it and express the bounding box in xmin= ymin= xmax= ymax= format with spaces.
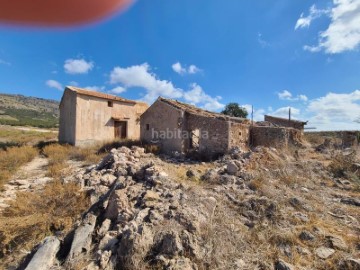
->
xmin=0 ymin=156 xmax=52 ymax=210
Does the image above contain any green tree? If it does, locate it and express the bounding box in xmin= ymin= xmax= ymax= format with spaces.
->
xmin=221 ymin=103 xmax=248 ymax=118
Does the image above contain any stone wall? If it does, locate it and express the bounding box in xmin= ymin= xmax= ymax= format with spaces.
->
xmin=186 ymin=114 xmax=230 ymax=155
xmin=250 ymin=126 xmax=303 ymax=148
xmin=140 ymin=99 xmax=184 ymax=154
xmin=229 ymin=122 xmax=250 ymax=150
xmin=59 ymin=89 xmax=77 ymax=145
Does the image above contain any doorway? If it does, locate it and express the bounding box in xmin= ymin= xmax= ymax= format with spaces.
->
xmin=114 ymin=121 xmax=127 ymax=139
xmin=190 ymin=129 xmax=200 ymax=149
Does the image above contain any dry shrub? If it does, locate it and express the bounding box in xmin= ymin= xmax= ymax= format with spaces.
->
xmin=70 ymin=146 xmax=105 ymax=165
xmin=46 ymin=163 xmax=67 ymax=178
xmin=329 ymin=152 xmax=357 ymax=179
xmin=0 ymin=146 xmax=37 ymax=188
xmin=43 ymin=143 xmax=105 ymax=178
xmin=0 ymin=181 xmax=89 ymax=260
xmin=144 ymin=144 xmax=160 ymax=154
xmin=43 ymin=143 xmax=72 ymax=165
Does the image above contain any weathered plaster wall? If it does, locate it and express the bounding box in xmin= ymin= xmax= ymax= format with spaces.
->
xmin=140 ymin=99 xmax=184 ymax=154
xmin=74 ymin=94 xmax=146 ymax=146
xmin=59 ymin=89 xmax=77 ymax=145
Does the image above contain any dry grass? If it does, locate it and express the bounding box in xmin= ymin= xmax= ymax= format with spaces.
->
xmin=0 ymin=181 xmax=89 ymax=266
xmin=0 ymin=146 xmax=37 ymax=188
xmin=42 ymin=143 xmax=105 ymax=178
xmin=0 ymin=126 xmax=57 ymax=149
xmin=329 ymin=151 xmax=358 ymax=179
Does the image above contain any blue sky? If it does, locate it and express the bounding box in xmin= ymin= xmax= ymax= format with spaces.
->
xmin=1 ymin=0 xmax=360 ymax=130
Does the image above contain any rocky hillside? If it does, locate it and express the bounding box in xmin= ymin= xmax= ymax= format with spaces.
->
xmin=17 ymin=143 xmax=360 ymax=270
xmin=0 ymin=93 xmax=59 ymax=128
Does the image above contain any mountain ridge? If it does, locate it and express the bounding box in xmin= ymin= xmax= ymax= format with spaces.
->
xmin=0 ymin=93 xmax=59 ymax=128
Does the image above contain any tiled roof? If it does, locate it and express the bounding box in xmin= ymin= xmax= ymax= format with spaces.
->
xmin=159 ymin=97 xmax=249 ymax=123
xmin=66 ymin=86 xmax=147 ymax=106
xmin=264 ymin=115 xmax=307 ymax=125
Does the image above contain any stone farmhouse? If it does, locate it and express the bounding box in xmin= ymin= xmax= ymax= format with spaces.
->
xmin=59 ymin=86 xmax=148 ymax=146
xmin=140 ymin=98 xmax=308 ymax=155
xmin=140 ymin=97 xmax=251 ymax=156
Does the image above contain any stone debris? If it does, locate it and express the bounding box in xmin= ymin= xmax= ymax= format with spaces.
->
xmin=315 ymin=246 xmax=335 ymax=259
xmin=25 ymin=236 xmax=60 ymax=270
xmin=17 ymin=145 xmax=360 ymax=270
xmin=275 ymin=259 xmax=295 ymax=270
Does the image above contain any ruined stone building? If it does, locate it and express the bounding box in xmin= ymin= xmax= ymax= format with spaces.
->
xmin=140 ymin=97 xmax=250 ymax=156
xmin=59 ymin=86 xmax=148 ymax=146
xmin=264 ymin=115 xmax=307 ymax=131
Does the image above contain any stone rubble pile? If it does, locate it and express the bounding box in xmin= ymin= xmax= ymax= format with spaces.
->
xmin=24 ymin=146 xmax=218 ymax=270
xmin=21 ymin=145 xmax=360 ymax=270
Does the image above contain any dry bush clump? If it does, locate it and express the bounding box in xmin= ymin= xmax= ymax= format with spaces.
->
xmin=329 ymin=151 xmax=358 ymax=180
xmin=42 ymin=143 xmax=105 ymax=177
xmin=70 ymin=146 xmax=105 ymax=165
xmin=0 ymin=181 xmax=89 ymax=263
xmin=0 ymin=146 xmax=37 ymax=188
xmin=43 ymin=144 xmax=73 ymax=178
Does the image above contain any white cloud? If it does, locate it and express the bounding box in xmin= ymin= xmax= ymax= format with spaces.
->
xmin=46 ymin=80 xmax=63 ymax=91
xmin=273 ymin=106 xmax=301 ymax=118
xmin=172 ymin=62 xmax=186 ymax=75
xmin=300 ymin=0 xmax=360 ymax=54
xmin=64 ymin=59 xmax=94 ymax=74
xmin=109 ymin=86 xmax=126 ymax=94
xmin=295 ymin=5 xmax=329 ymax=30
xmin=109 ymin=63 xmax=223 ymax=111
xmin=0 ymin=59 xmax=11 ymax=66
xmin=188 ymin=65 xmax=201 ymax=74
xmin=278 ymin=90 xmax=308 ymax=102
xmin=69 ymin=81 xmax=79 ymax=86
xmin=306 ymin=90 xmax=360 ymax=129
xmin=183 ymin=83 xmax=224 ymax=111
xmin=84 ymin=86 xmax=105 ymax=92
xmin=242 ymin=104 xmax=265 ymax=121
xmin=257 ymin=33 xmax=269 ymax=48
xmin=172 ymin=62 xmax=201 ymax=75
xmin=110 ymin=63 xmax=183 ymax=103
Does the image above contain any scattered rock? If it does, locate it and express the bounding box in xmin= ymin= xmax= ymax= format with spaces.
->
xmin=25 ymin=236 xmax=60 ymax=270
xmin=315 ymin=246 xmax=335 ymax=259
xmin=340 ymin=197 xmax=360 ymax=207
xmin=299 ymin=231 xmax=315 ymax=241
xmin=327 ymin=235 xmax=348 ymax=251
xmin=67 ymin=213 xmax=97 ymax=261
xmin=226 ymin=161 xmax=239 ymax=175
xmin=105 ymin=189 xmax=131 ymax=221
xmin=143 ymin=190 xmax=161 ymax=207
xmin=340 ymin=258 xmax=360 ymax=270
xmin=275 ymin=259 xmax=294 ymax=270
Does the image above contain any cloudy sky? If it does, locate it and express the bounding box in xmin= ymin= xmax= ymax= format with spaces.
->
xmin=1 ymin=0 xmax=360 ymax=130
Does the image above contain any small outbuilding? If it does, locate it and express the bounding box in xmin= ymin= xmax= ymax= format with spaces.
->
xmin=59 ymin=86 xmax=148 ymax=146
xmin=264 ymin=115 xmax=307 ymax=131
xmin=140 ymin=97 xmax=250 ymax=156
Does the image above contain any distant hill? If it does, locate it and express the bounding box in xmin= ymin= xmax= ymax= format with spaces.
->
xmin=0 ymin=93 xmax=59 ymax=128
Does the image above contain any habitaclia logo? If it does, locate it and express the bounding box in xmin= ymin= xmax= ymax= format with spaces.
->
xmin=151 ymin=128 xmax=209 ymax=139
